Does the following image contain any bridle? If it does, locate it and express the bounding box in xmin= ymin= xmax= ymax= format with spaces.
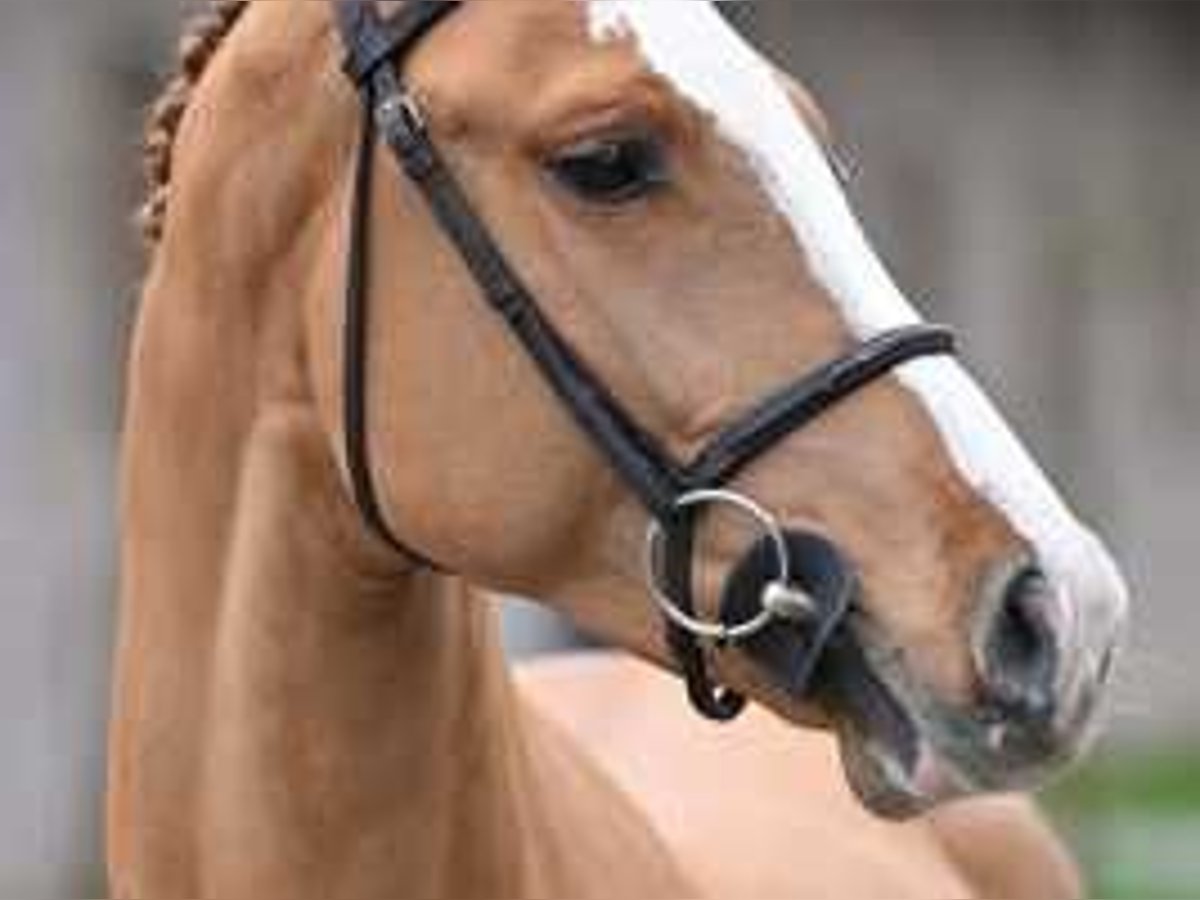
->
xmin=333 ymin=1 xmax=958 ymax=722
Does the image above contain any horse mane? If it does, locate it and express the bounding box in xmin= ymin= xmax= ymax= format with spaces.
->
xmin=138 ymin=0 xmax=250 ymax=249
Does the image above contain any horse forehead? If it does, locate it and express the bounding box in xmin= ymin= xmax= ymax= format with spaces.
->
xmin=584 ymin=1 xmax=792 ymax=119
xmin=586 ymin=1 xmax=751 ymax=63
xmin=402 ymin=1 xmax=601 ymax=115
xmin=436 ymin=2 xmax=794 ymax=114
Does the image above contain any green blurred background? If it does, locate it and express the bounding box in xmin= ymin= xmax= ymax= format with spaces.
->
xmin=0 ymin=2 xmax=1196 ymax=897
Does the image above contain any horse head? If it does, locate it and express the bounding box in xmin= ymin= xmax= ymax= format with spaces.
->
xmin=292 ymin=0 xmax=1129 ymax=818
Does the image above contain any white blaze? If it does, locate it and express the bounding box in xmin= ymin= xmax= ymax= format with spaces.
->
xmin=586 ymin=0 xmax=1127 ymax=633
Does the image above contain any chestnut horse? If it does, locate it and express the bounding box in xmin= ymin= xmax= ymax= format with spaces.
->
xmin=111 ymin=1 xmax=1127 ymax=896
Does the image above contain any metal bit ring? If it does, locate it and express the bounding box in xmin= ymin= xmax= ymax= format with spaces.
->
xmin=645 ymin=489 xmax=798 ymax=644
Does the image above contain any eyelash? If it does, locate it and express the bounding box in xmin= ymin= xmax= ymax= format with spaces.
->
xmin=542 ymin=130 xmax=854 ymax=208
xmin=545 ymin=134 xmax=671 ymax=206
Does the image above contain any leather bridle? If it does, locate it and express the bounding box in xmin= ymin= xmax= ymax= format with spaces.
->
xmin=333 ymin=1 xmax=958 ymax=721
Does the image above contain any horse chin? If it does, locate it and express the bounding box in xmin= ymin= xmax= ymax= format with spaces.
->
xmin=829 ymin=679 xmax=935 ymax=819
xmin=835 ymin=715 xmax=973 ymax=821
xmin=838 ymin=717 xmax=924 ymax=819
xmin=819 ymin=636 xmax=975 ymax=820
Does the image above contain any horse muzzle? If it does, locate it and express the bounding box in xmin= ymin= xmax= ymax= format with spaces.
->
xmin=817 ymin=548 xmax=1126 ymax=820
xmin=651 ymin=495 xmax=1127 ymax=819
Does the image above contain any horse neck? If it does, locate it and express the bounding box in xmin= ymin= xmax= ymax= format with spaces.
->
xmin=110 ymin=13 xmax=514 ymax=898
xmin=111 ymin=6 xmax=688 ymax=897
xmin=113 ymin=283 xmax=684 ymax=900
xmin=115 ymin=182 xmax=541 ymax=896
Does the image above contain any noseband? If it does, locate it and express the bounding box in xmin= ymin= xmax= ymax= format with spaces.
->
xmin=333 ymin=1 xmax=957 ymax=721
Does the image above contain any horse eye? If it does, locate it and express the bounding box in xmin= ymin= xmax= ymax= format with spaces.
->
xmin=547 ymin=135 xmax=669 ymax=205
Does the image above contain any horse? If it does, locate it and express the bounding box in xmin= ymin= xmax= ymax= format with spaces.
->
xmin=110 ymin=1 xmax=1128 ymax=896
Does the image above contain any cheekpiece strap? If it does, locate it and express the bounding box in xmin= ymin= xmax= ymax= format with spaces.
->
xmin=336 ymin=1 xmax=459 ymax=86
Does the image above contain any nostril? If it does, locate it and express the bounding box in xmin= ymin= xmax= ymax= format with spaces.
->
xmin=993 ymin=570 xmax=1050 ymax=669
xmin=982 ymin=566 xmax=1060 ymax=719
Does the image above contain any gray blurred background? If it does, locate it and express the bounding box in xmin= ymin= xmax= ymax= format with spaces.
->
xmin=0 ymin=2 xmax=1196 ymax=897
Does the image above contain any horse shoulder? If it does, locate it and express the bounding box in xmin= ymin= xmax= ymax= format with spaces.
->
xmin=516 ymin=652 xmax=975 ymax=899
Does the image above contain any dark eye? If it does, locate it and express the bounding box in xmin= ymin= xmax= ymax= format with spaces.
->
xmin=547 ymin=135 xmax=669 ymax=205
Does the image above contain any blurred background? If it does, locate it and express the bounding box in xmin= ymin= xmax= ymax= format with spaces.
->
xmin=0 ymin=1 xmax=1196 ymax=897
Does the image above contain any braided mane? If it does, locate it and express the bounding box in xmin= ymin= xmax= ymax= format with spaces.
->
xmin=138 ymin=0 xmax=249 ymax=248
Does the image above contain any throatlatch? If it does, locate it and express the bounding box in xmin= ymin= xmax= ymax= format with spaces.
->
xmin=332 ymin=0 xmax=958 ymax=721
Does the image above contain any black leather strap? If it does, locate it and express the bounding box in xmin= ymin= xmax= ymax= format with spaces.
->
xmin=339 ymin=0 xmax=684 ymax=549
xmin=339 ymin=1 xmax=459 ymax=87
xmin=331 ymin=0 xmax=960 ymax=720
xmin=343 ymin=79 xmax=394 ymax=551
xmin=338 ymin=4 xmax=444 ymax=564
xmin=663 ymin=508 xmax=748 ymax=721
xmin=686 ymin=325 xmax=957 ymax=488
xmin=369 ymin=63 xmax=688 ymax=521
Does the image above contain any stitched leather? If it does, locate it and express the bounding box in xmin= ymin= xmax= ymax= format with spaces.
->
xmin=339 ymin=1 xmax=459 ymax=87
xmin=686 ymin=325 xmax=957 ymax=488
xmin=331 ymin=0 xmax=959 ymax=720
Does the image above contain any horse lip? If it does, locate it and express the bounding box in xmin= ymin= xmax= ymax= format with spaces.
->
xmin=816 ymin=631 xmax=932 ymax=819
xmin=835 ymin=713 xmax=928 ymax=820
xmin=817 ymin=620 xmax=1037 ymax=817
xmin=827 ymin=657 xmax=985 ymax=819
xmin=800 ymin=580 xmax=1111 ymax=816
xmin=823 ymin=624 xmax=1108 ymax=818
